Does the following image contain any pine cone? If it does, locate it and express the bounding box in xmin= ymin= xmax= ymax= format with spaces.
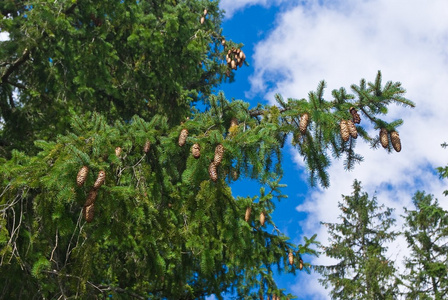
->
xmin=390 ymin=131 xmax=401 ymax=152
xmin=221 ymin=39 xmax=226 ymax=46
xmin=380 ymin=128 xmax=389 ymax=148
xmin=214 ymin=144 xmax=224 ymax=166
xmin=76 ymin=166 xmax=89 ymax=187
xmin=115 ymin=147 xmax=122 ymax=157
xmin=143 ymin=140 xmax=151 ymax=153
xmin=299 ymin=258 xmax=304 ymax=270
xmin=178 ymin=128 xmax=188 ymax=147
xmin=350 ymin=107 xmax=361 ymax=124
xmin=209 ymin=162 xmax=218 ymax=182
xmin=83 ymin=203 xmax=95 ymax=223
xmin=191 ymin=143 xmax=201 ymax=159
xmin=299 ymin=113 xmax=310 ymax=134
xmin=347 ymin=120 xmax=358 ymax=139
xmin=340 ymin=120 xmax=350 ymax=142
xmin=203 ymin=9 xmax=207 ymax=15
xmin=230 ymin=117 xmax=238 ymax=127
xmin=93 ymin=170 xmax=106 ymax=189
xmin=260 ymin=211 xmax=266 ymax=226
xmin=230 ymin=60 xmax=237 ymax=70
xmin=245 ymin=207 xmax=251 ymax=222
xmin=288 ymin=251 xmax=294 ymax=265
xmin=232 ymin=169 xmax=239 ymax=181
xmin=200 ymin=16 xmax=205 ymax=24
xmin=84 ymin=188 xmax=98 ymax=207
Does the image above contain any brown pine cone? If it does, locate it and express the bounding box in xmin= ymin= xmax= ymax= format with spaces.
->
xmin=245 ymin=207 xmax=251 ymax=222
xmin=260 ymin=211 xmax=266 ymax=226
xmin=83 ymin=203 xmax=95 ymax=223
xmin=191 ymin=143 xmax=201 ymax=159
xmin=143 ymin=140 xmax=151 ymax=153
xmin=115 ymin=146 xmax=122 ymax=157
xmin=340 ymin=120 xmax=350 ymax=142
xmin=347 ymin=120 xmax=358 ymax=139
xmin=84 ymin=188 xmax=98 ymax=207
xmin=380 ymin=128 xmax=389 ymax=148
xmin=299 ymin=113 xmax=310 ymax=134
xmin=288 ymin=251 xmax=294 ymax=265
xmin=214 ymin=144 xmax=224 ymax=166
xmin=209 ymin=162 xmax=218 ymax=182
xmin=390 ymin=131 xmax=401 ymax=152
xmin=350 ymin=107 xmax=361 ymax=124
xmin=178 ymin=128 xmax=188 ymax=147
xmin=76 ymin=166 xmax=89 ymax=187
xmin=299 ymin=258 xmax=304 ymax=270
xmin=93 ymin=170 xmax=106 ymax=189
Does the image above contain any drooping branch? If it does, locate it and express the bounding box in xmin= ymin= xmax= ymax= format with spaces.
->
xmin=1 ymin=48 xmax=30 ymax=85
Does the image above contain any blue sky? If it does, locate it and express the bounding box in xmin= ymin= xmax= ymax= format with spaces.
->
xmin=215 ymin=0 xmax=448 ymax=299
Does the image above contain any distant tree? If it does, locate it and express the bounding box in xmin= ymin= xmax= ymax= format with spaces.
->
xmin=400 ymin=191 xmax=448 ymax=299
xmin=318 ymin=180 xmax=398 ymax=300
xmin=0 ymin=0 xmax=414 ymax=299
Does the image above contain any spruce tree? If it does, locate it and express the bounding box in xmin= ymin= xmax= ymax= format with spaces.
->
xmin=400 ymin=192 xmax=448 ymax=299
xmin=317 ymin=180 xmax=398 ymax=300
xmin=0 ymin=1 xmax=414 ymax=298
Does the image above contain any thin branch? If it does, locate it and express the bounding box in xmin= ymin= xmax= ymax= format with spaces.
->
xmin=1 ymin=48 xmax=30 ymax=84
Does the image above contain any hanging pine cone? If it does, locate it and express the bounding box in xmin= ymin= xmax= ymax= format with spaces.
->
xmin=288 ymin=251 xmax=294 ymax=265
xmin=390 ymin=131 xmax=401 ymax=152
xmin=143 ymin=140 xmax=151 ymax=153
xmin=83 ymin=203 xmax=95 ymax=223
xmin=299 ymin=258 xmax=304 ymax=270
xmin=380 ymin=128 xmax=389 ymax=148
xmin=76 ymin=166 xmax=89 ymax=187
xmin=245 ymin=207 xmax=251 ymax=222
xmin=203 ymin=9 xmax=208 ymax=15
xmin=209 ymin=162 xmax=218 ymax=182
xmin=200 ymin=16 xmax=205 ymax=24
xmin=191 ymin=143 xmax=201 ymax=159
xmin=221 ymin=38 xmax=226 ymax=46
xmin=178 ymin=128 xmax=188 ymax=146
xmin=350 ymin=107 xmax=361 ymax=124
xmin=340 ymin=120 xmax=350 ymax=142
xmin=299 ymin=113 xmax=310 ymax=134
xmin=347 ymin=120 xmax=358 ymax=139
xmin=115 ymin=147 xmax=122 ymax=157
xmin=93 ymin=170 xmax=106 ymax=189
xmin=230 ymin=117 xmax=238 ymax=128
xmin=214 ymin=144 xmax=224 ymax=166
xmin=232 ymin=169 xmax=239 ymax=181
xmin=84 ymin=188 xmax=98 ymax=207
xmin=260 ymin=211 xmax=266 ymax=226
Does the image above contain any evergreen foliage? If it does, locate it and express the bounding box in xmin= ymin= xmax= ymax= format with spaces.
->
xmin=0 ymin=0 xmax=414 ymax=298
xmin=317 ymin=180 xmax=398 ymax=300
xmin=400 ymin=192 xmax=448 ymax=299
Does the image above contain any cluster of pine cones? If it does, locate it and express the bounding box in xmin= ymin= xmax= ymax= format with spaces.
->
xmin=380 ymin=128 xmax=401 ymax=152
xmin=76 ymin=167 xmax=106 ymax=223
xmin=340 ymin=107 xmax=361 ymax=142
xmin=178 ymin=118 xmax=240 ymax=182
xmin=226 ymin=48 xmax=246 ymax=70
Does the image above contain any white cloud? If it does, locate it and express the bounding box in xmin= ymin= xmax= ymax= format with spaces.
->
xmin=220 ymin=0 xmax=288 ymax=18
xmin=247 ymin=0 xmax=448 ymax=298
xmin=0 ymin=31 xmax=9 ymax=41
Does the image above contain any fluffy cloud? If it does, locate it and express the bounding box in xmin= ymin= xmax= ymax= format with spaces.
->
xmin=246 ymin=0 xmax=448 ymax=298
xmin=0 ymin=31 xmax=9 ymax=41
xmin=219 ymin=0 xmax=288 ymax=18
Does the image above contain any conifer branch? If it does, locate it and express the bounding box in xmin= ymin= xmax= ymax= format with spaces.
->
xmin=0 ymin=48 xmax=30 ymax=85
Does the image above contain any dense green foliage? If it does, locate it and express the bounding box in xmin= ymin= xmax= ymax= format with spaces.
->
xmin=401 ymin=192 xmax=448 ymax=299
xmin=0 ymin=0 xmax=414 ymax=299
xmin=317 ymin=180 xmax=398 ymax=300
